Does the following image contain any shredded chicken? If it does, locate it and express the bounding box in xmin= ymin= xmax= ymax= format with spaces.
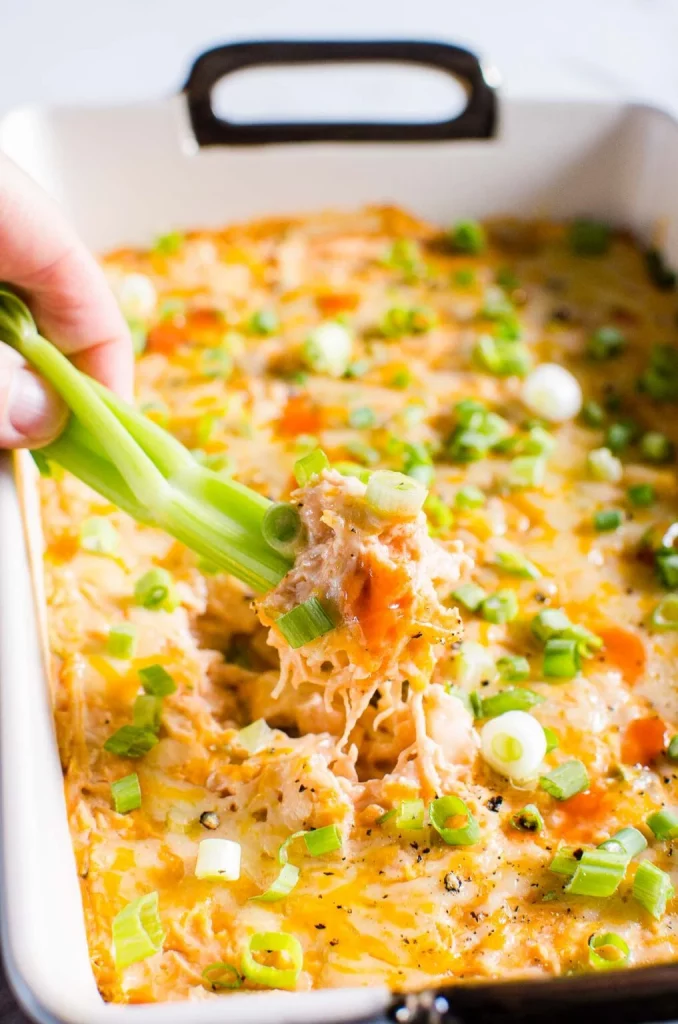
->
xmin=256 ymin=470 xmax=470 ymax=795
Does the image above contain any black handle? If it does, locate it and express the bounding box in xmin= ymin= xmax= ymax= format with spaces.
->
xmin=386 ymin=960 xmax=678 ymax=1024
xmin=183 ymin=40 xmax=497 ymax=147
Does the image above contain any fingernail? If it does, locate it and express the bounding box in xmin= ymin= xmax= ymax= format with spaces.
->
xmin=8 ymin=369 xmax=68 ymax=442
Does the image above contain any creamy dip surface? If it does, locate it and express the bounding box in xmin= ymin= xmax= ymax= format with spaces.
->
xmin=37 ymin=207 xmax=678 ymax=1002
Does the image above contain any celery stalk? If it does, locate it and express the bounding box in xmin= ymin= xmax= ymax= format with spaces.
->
xmin=0 ymin=286 xmax=291 ymax=592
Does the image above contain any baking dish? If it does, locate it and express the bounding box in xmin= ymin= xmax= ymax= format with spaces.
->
xmin=4 ymin=37 xmax=678 ymax=1024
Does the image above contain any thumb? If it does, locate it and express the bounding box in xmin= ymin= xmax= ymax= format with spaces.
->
xmin=0 ymin=341 xmax=68 ymax=448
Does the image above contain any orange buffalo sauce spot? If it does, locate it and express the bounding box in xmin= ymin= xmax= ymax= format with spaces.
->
xmin=599 ymin=626 xmax=646 ymax=685
xmin=351 ymin=560 xmax=412 ymax=650
xmin=549 ymin=784 xmax=611 ymax=843
xmin=621 ymin=716 xmax=668 ymax=766
xmin=316 ymin=291 xmax=360 ymax=316
xmin=278 ymin=393 xmax=323 ymax=436
xmin=147 ymin=321 xmax=186 ymax=354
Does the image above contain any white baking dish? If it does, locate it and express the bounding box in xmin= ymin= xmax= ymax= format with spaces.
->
xmin=3 ymin=38 xmax=678 ymax=1024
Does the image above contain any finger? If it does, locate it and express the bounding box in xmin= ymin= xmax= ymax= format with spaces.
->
xmin=0 ymin=341 xmax=68 ymax=448
xmin=0 ymin=158 xmax=133 ymax=398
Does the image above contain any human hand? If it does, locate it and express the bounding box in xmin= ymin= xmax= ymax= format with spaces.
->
xmin=0 ymin=156 xmax=133 ymax=448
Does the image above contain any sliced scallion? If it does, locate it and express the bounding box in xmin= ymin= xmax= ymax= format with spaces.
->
xmin=262 ymin=502 xmax=305 ymax=557
xmin=251 ymin=863 xmax=300 ymax=903
xmin=294 ymin=448 xmax=329 ymax=486
xmin=202 ymin=962 xmax=242 ymax=990
xmin=539 ymin=759 xmax=589 ymax=800
xmin=451 ymin=582 xmax=487 ymax=612
xmin=510 ymin=804 xmax=544 ymax=833
xmin=650 ymin=595 xmax=678 ymax=631
xmin=588 ymin=326 xmax=626 ymax=360
xmin=507 ymin=455 xmax=547 ymax=490
xmin=598 ymin=827 xmax=647 ymax=859
xmin=429 ymin=795 xmax=480 ymax=846
xmin=647 ymin=809 xmax=678 ymax=841
xmin=449 ymin=220 xmax=486 ymax=255
xmin=454 ymin=486 xmax=485 ymax=509
xmin=275 ymin=596 xmax=337 ymax=649
xmin=111 ymin=773 xmax=141 ymax=814
xmin=133 ymin=694 xmax=163 ymax=733
xmin=588 ymin=931 xmax=630 ymax=971
xmin=496 ymin=655 xmax=530 ymax=682
xmin=112 ymin=892 xmax=165 ymax=968
xmin=587 ymin=447 xmax=623 ymax=483
xmin=480 ymin=589 xmax=519 ymax=624
xmin=107 ymin=624 xmax=137 ymax=660
xmin=241 ymin=931 xmax=303 ymax=990
xmin=365 ymin=469 xmax=427 ymax=518
xmin=564 ymin=848 xmax=627 ymax=897
xmin=593 ymin=509 xmax=624 ymax=532
xmin=195 ymin=838 xmax=241 ymax=881
xmin=104 ymin=725 xmax=159 ymax=759
xmin=134 ymin=568 xmax=178 ymax=611
xmin=543 ymin=637 xmax=580 ymax=679
xmin=304 ymin=824 xmax=343 ymax=855
xmin=479 ymin=686 xmax=544 ymax=719
xmin=633 ymin=860 xmax=675 ymax=919
xmin=138 ymin=664 xmax=176 ymax=697
xmin=493 ymin=549 xmax=541 ymax=580
xmin=79 ymin=516 xmax=118 ymax=556
xmin=668 ymin=735 xmax=678 ymax=763
xmin=627 ymin=483 xmax=656 ymax=507
xmin=641 ymin=431 xmax=674 ymax=465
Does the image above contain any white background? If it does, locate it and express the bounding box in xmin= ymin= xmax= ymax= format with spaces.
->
xmin=2 ymin=0 xmax=678 ymax=115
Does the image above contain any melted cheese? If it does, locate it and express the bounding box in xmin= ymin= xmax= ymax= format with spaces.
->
xmin=39 ymin=208 xmax=678 ymax=1002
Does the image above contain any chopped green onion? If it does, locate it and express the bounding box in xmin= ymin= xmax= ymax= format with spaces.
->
xmin=640 ymin=431 xmax=674 ymax=465
xmin=550 ymin=847 xmax=579 ymax=877
xmin=656 ymin=553 xmax=678 ymax=589
xmin=633 ymin=860 xmax=675 ymax=919
xmin=429 ymin=795 xmax=480 ymax=846
xmin=451 ymin=583 xmax=487 ymax=612
xmin=347 ymin=440 xmax=380 ymax=466
xmin=333 ymin=460 xmax=371 ymax=483
xmin=481 ymin=589 xmax=519 ymax=624
xmin=479 ymin=686 xmax=544 ymax=719
xmin=496 ymin=267 xmax=518 ymax=290
xmin=588 ymin=931 xmax=630 ymax=971
xmin=496 ymin=655 xmax=530 ymax=682
xmin=111 ymin=773 xmax=142 ymax=814
xmin=569 ymin=219 xmax=610 ymax=256
xmin=449 ymin=220 xmax=486 ymax=255
xmin=107 ymin=623 xmax=137 ymax=660
xmin=647 ymin=809 xmax=678 ymax=841
xmin=473 ymin=335 xmax=531 ymax=377
xmin=454 ymin=268 xmax=476 ymax=288
xmin=593 ymin=508 xmax=624 ymax=532
xmin=251 ymin=863 xmax=300 ymax=903
xmin=153 ymin=231 xmax=184 ymax=256
xmin=544 ymin=726 xmax=559 ymax=753
xmin=587 ymin=447 xmax=623 ymax=483
xmin=262 ymin=502 xmax=305 ymax=557
xmin=454 ymin=641 xmax=497 ymax=689
xmin=668 ymin=735 xmax=678 ymax=762
xmin=598 ymin=827 xmax=647 ymax=859
xmin=649 ymin=595 xmax=678 ymax=631
xmin=138 ymin=664 xmax=177 ymax=697
xmin=480 ymin=709 xmax=547 ymax=781
xmin=532 ymin=608 xmax=571 ymax=642
xmin=275 ymin=596 xmax=337 ymax=649
xmin=304 ymin=824 xmax=343 ymax=855
xmin=303 ymin=322 xmax=352 ymax=377
xmin=540 ymin=759 xmax=589 ymax=800
xmin=645 ymin=248 xmax=676 ymax=291
xmin=195 ymin=838 xmax=241 ymax=881
xmin=134 ymin=568 xmax=178 ymax=611
xmin=241 ymin=931 xmax=303 ymax=990
xmin=493 ymin=549 xmax=541 ymax=580
xmin=365 ymin=469 xmax=427 ymax=518
xmin=104 ymin=725 xmax=159 ymax=759
xmin=112 ymin=892 xmax=165 ymax=969
xmin=640 ymin=344 xmax=678 ymax=401
xmin=294 ymin=448 xmax=329 ymax=486
xmin=79 ymin=516 xmax=118 ymax=555
xmin=588 ymin=326 xmax=626 ymax=360
xmin=606 ymin=421 xmax=636 ymax=454
xmin=543 ymin=637 xmax=580 ymax=679
xmin=627 ymin=483 xmax=656 ymax=507
xmin=511 ymin=804 xmax=544 ymax=833
xmin=389 ymin=368 xmax=412 ymax=388
xmin=448 ymin=404 xmax=509 ymax=462
xmin=565 ymin=848 xmax=627 ymax=897
xmin=424 ymin=494 xmax=453 ymax=535
xmin=582 ymin=400 xmax=606 ymax=427
xmin=507 ymin=455 xmax=546 ymax=490
xmin=348 ymin=406 xmax=376 ymax=429
xmin=387 ymin=800 xmax=424 ymax=831
xmin=248 ymin=309 xmax=278 ymax=336
xmin=133 ymin=694 xmax=163 ymax=733
xmin=382 ymin=238 xmax=425 ymax=279
xmin=202 ymin=962 xmax=242 ymax=990
xmin=238 ymin=718 xmax=273 ymax=754
xmin=199 ymin=347 xmax=232 ymax=380
xmin=454 ymin=486 xmax=485 ymax=509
